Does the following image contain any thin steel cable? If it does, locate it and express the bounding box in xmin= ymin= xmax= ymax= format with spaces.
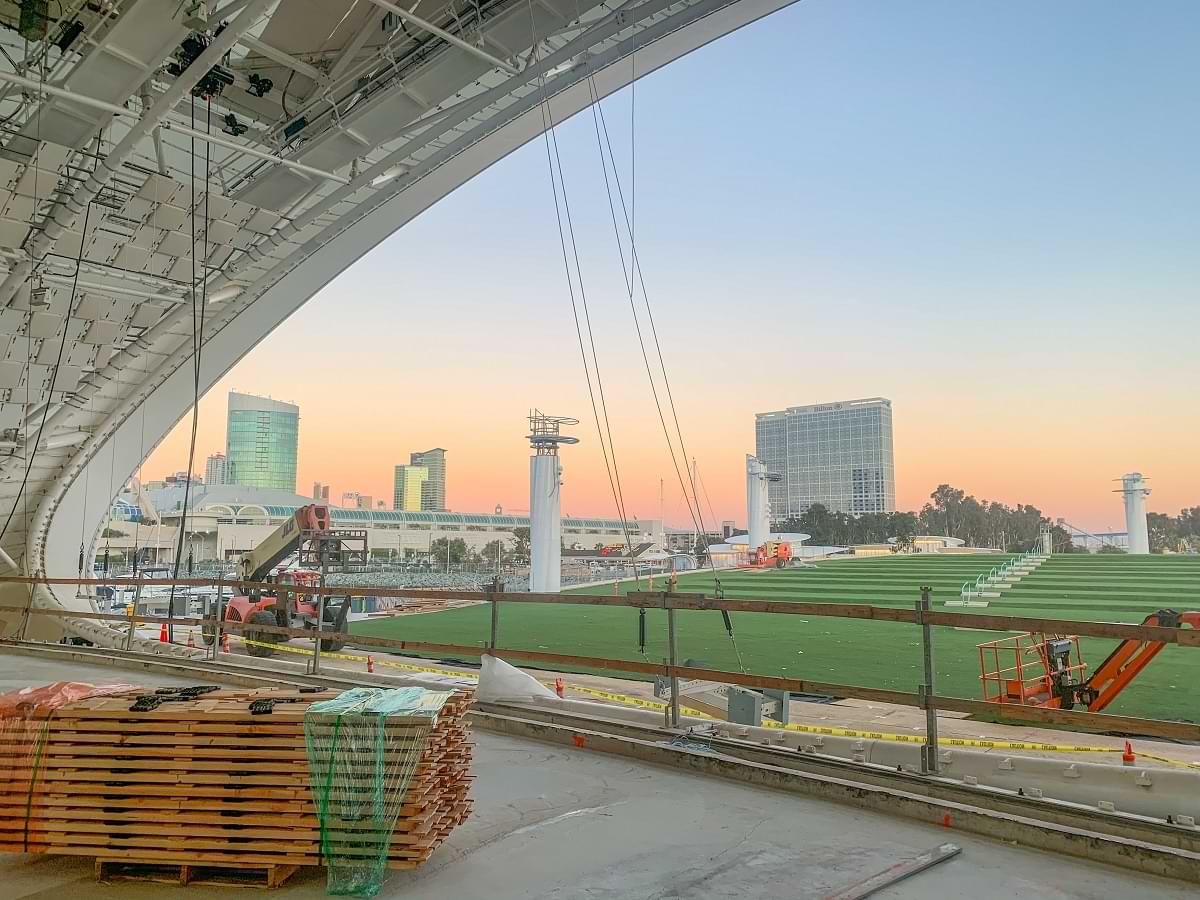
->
xmin=76 ymin=390 xmax=91 ymax=581
xmin=564 ymin=29 xmax=708 ymax=549
xmin=0 ymin=201 xmax=93 ymax=548
xmin=545 ymin=124 xmax=638 ymax=566
xmin=584 ymin=78 xmax=704 ymax=552
xmin=525 ymin=3 xmax=640 ymax=583
xmin=167 ymin=96 xmax=213 ymax=632
xmin=593 ymin=94 xmax=726 ymax=564
xmin=586 ymin=79 xmax=747 ymax=671
xmin=130 ymin=400 xmax=146 ymax=574
xmin=2 ymin=49 xmax=49 ymax=553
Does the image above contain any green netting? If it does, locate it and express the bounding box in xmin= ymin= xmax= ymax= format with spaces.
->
xmin=304 ymin=688 xmax=453 ymax=897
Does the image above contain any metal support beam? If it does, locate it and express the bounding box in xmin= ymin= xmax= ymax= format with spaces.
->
xmin=0 ymin=0 xmax=276 ymax=308
xmin=329 ymin=11 xmax=387 ymax=82
xmin=917 ymin=586 xmax=940 ymax=774
xmin=139 ymin=81 xmax=168 ymax=176
xmin=0 ymin=72 xmax=350 ymax=186
xmin=0 ymin=70 xmax=132 ymax=117
xmin=158 ymin=119 xmax=350 ymax=184
xmin=365 ymin=0 xmax=520 ymax=75
xmin=239 ymin=35 xmax=330 ymax=86
xmin=667 ymin=605 xmax=680 ymax=729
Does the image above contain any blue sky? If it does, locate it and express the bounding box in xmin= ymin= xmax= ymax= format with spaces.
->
xmin=155 ymin=1 xmax=1200 ymax=529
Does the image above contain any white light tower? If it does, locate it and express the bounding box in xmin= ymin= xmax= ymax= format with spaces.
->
xmin=528 ymin=411 xmax=579 ymax=592
xmin=1040 ymin=525 xmax=1053 ymax=555
xmin=1115 ymin=473 xmax=1151 ymax=554
xmin=746 ymin=455 xmax=780 ymax=549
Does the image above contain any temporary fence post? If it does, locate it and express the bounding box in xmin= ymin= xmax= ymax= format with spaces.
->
xmin=310 ymin=549 xmax=328 ymax=675
xmin=124 ymin=575 xmax=142 ymax=651
xmin=488 ymin=576 xmax=501 ymax=651
xmin=917 ymin=586 xmax=940 ymax=774
xmin=16 ymin=584 xmax=32 ymax=641
xmin=667 ymin=594 xmax=680 ymax=729
xmin=210 ymin=578 xmax=224 ymax=662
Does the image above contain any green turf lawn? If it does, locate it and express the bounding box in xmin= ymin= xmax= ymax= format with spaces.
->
xmin=351 ymin=553 xmax=1200 ymax=723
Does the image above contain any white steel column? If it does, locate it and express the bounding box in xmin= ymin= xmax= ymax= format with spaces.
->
xmin=1117 ymin=473 xmax=1151 ymax=554
xmin=746 ymin=455 xmax=771 ymax=550
xmin=528 ymin=413 xmax=578 ymax=593
xmin=530 ymin=454 xmax=562 ymax=593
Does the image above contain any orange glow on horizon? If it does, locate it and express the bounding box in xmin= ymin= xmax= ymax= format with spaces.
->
xmin=143 ymin=363 xmax=1197 ymax=534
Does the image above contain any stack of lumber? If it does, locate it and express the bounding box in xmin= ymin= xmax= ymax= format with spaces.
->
xmin=0 ymin=686 xmax=472 ymax=878
xmin=381 ymin=596 xmax=484 ymax=616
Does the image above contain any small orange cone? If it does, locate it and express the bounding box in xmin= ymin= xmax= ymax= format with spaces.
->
xmin=186 ymin=632 xmax=195 ymax=649
xmin=158 ymin=622 xmax=168 ymax=643
xmin=554 ymin=677 xmax=564 ymax=698
xmin=221 ymin=633 xmax=230 ymax=653
xmin=366 ymin=655 xmax=374 ymax=673
xmin=1122 ymin=741 xmax=1136 ymax=765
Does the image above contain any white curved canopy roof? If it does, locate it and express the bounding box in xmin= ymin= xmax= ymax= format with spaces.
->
xmin=0 ymin=0 xmax=795 ymax=647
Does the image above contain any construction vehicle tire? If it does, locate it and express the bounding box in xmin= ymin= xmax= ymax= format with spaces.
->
xmin=320 ymin=598 xmax=349 ymax=651
xmin=244 ymin=611 xmax=277 ymax=657
xmin=776 ymin=557 xmax=785 ymax=569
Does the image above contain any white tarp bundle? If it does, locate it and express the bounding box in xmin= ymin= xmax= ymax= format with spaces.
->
xmin=476 ymin=654 xmax=559 ymax=703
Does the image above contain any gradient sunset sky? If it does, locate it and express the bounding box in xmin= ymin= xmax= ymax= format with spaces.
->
xmin=146 ymin=1 xmax=1200 ymax=532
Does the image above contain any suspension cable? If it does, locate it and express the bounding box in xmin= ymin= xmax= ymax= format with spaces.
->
xmin=167 ymin=95 xmax=213 ymax=637
xmin=584 ymin=75 xmax=748 ymax=671
xmin=525 ymin=2 xmax=641 ymax=584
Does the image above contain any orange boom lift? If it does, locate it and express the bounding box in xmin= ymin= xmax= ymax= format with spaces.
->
xmin=977 ymin=608 xmax=1199 ymax=711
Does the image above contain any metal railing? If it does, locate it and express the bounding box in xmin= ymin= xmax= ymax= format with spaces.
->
xmin=1 ymin=574 xmax=1198 ymax=760
xmin=960 ymin=548 xmax=1044 ymax=600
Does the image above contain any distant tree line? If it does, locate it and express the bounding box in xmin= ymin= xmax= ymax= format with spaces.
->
xmin=1148 ymin=508 xmax=1200 ymax=553
xmin=776 ymin=484 xmax=1080 ymax=552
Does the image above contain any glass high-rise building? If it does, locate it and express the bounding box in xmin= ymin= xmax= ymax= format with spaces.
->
xmin=225 ymin=392 xmax=299 ymax=492
xmin=410 ymin=448 xmax=446 ymax=511
xmin=393 ymin=448 xmax=447 ymax=511
xmin=393 ymin=465 xmax=429 ymax=512
xmin=755 ymin=398 xmax=895 ymax=519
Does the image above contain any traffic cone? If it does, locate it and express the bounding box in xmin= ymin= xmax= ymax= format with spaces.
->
xmin=186 ymin=632 xmax=195 ymax=649
xmin=554 ymin=677 xmax=564 ymax=698
xmin=366 ymin=656 xmax=374 ymax=674
xmin=1122 ymin=741 xmax=1136 ymax=765
xmin=158 ymin=622 xmax=168 ymax=643
xmin=221 ymin=633 xmax=230 ymax=653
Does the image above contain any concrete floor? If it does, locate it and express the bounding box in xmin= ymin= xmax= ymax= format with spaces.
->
xmin=0 ymin=652 xmax=1193 ymax=900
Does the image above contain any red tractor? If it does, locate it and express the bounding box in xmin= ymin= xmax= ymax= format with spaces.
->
xmin=202 ymin=505 xmax=366 ymax=657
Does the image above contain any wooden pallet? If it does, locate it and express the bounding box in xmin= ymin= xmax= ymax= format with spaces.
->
xmin=96 ymin=857 xmax=300 ymax=889
xmin=0 ymin=686 xmax=473 ymax=875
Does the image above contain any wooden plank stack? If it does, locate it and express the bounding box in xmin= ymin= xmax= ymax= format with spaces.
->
xmin=0 ymin=686 xmax=473 ymax=884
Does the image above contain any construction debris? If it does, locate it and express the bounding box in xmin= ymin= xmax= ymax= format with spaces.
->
xmin=825 ymin=842 xmax=961 ymax=899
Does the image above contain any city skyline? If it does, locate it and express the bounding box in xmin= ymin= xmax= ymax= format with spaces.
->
xmin=145 ymin=380 xmax=1189 ymax=533
xmin=143 ymin=2 xmax=1199 ymax=532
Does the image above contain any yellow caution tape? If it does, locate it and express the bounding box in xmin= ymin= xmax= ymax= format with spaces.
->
xmin=235 ymin=638 xmax=1199 ymax=767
